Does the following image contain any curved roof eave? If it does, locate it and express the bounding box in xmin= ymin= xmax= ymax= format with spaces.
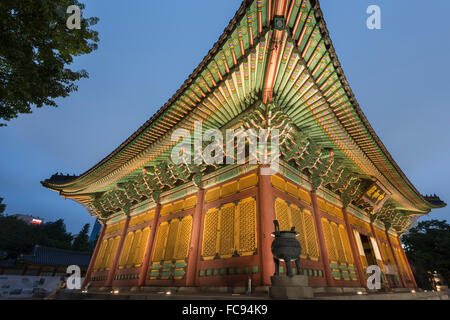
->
xmin=41 ymin=0 xmax=444 ymax=211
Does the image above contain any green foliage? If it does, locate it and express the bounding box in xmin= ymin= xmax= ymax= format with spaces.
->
xmin=39 ymin=219 xmax=73 ymax=250
xmin=0 ymin=0 xmax=99 ymax=126
xmin=0 ymin=216 xmax=42 ymax=257
xmin=72 ymin=223 xmax=91 ymax=252
xmin=402 ymin=220 xmax=450 ymax=289
xmin=0 ymin=216 xmax=97 ymax=258
xmin=0 ymin=197 xmax=6 ymax=214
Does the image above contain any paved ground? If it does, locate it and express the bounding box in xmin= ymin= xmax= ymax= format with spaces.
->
xmin=46 ymin=288 xmax=449 ymax=300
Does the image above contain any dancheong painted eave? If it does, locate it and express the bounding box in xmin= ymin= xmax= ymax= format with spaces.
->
xmin=41 ymin=0 xmax=445 ymax=218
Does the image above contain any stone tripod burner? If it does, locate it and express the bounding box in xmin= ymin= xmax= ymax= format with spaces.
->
xmin=269 ymin=220 xmax=314 ymax=299
xmin=271 ymin=220 xmax=302 ymax=277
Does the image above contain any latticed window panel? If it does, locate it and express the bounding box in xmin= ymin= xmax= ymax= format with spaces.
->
xmin=105 ymin=237 xmax=120 ymax=270
xmin=152 ymin=222 xmax=169 ymax=262
xmin=275 ymin=198 xmax=291 ymax=231
xmin=380 ymin=242 xmax=396 ymax=273
xmin=375 ymin=228 xmax=387 ymax=241
xmin=104 ymin=238 xmax=113 ymax=270
xmin=317 ymin=198 xmax=327 ymax=213
xmin=290 ymin=204 xmax=305 ymax=256
xmin=219 ymin=203 xmax=236 ymax=258
xmin=395 ymin=247 xmax=410 ymax=280
xmin=201 ymin=208 xmax=219 ymax=260
xmin=129 ymin=230 xmax=142 ymax=266
xmin=382 ymin=242 xmax=397 ymax=274
xmin=129 ymin=209 xmax=155 ymax=228
xmin=237 ymin=197 xmax=257 ymax=256
xmin=99 ymin=239 xmax=110 ymax=270
xmin=174 ymin=216 xmax=193 ymax=260
xmin=349 ymin=215 xmax=371 ymax=233
xmin=298 ymin=188 xmax=311 ymax=205
xmin=339 ymin=225 xmax=353 ymax=263
xmin=274 ymin=198 xmax=319 ymax=261
xmin=135 ymin=227 xmax=150 ymax=266
xmin=360 ymin=255 xmax=368 ymax=270
xmin=322 ymin=219 xmax=338 ymax=262
xmin=119 ymin=232 xmax=134 ymax=268
xmin=391 ymin=236 xmax=400 ymax=247
xmin=149 ymin=216 xmax=192 ymax=280
xmin=101 ymin=239 xmax=113 ymax=270
xmin=94 ymin=240 xmax=108 ymax=271
xmin=331 ymin=222 xmax=345 ymax=262
xmin=303 ymin=210 xmax=319 ymax=260
xmin=164 ymin=220 xmax=180 ymax=261
xmin=106 ymin=221 xmax=125 ymax=235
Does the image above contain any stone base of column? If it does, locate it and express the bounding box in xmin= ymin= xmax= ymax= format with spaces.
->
xmin=269 ymin=275 xmax=314 ymax=299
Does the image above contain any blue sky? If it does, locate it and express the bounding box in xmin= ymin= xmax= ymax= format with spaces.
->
xmin=0 ymin=0 xmax=449 ymax=234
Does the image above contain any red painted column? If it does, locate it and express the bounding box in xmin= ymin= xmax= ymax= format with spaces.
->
xmin=310 ymin=190 xmax=334 ymax=286
xmin=343 ymin=208 xmax=366 ymax=287
xmin=186 ymin=188 xmax=205 ymax=286
xmin=82 ymin=223 xmax=107 ymax=289
xmin=385 ymin=229 xmax=407 ymax=288
xmin=105 ymin=215 xmax=131 ymax=287
xmin=138 ymin=203 xmax=161 ymax=287
xmin=370 ymin=222 xmax=393 ymax=288
xmin=398 ymin=235 xmax=418 ymax=288
xmin=258 ymin=167 xmax=276 ymax=286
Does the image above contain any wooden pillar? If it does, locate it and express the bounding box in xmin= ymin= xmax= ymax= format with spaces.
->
xmin=310 ymin=190 xmax=334 ymax=286
xmin=385 ymin=229 xmax=407 ymax=288
xmin=258 ymin=167 xmax=276 ymax=286
xmin=343 ymin=208 xmax=366 ymax=287
xmin=398 ymin=235 xmax=418 ymax=288
xmin=186 ymin=188 xmax=205 ymax=286
xmin=370 ymin=222 xmax=393 ymax=288
xmin=105 ymin=215 xmax=131 ymax=287
xmin=82 ymin=223 xmax=107 ymax=289
xmin=138 ymin=203 xmax=161 ymax=287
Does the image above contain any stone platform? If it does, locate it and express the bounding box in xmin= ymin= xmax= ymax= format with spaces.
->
xmin=269 ymin=275 xmax=314 ymax=299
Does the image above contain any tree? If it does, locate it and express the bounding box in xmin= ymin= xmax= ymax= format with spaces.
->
xmin=72 ymin=223 xmax=91 ymax=252
xmin=0 ymin=216 xmax=40 ymax=258
xmin=0 ymin=197 xmax=5 ymax=215
xmin=0 ymin=216 xmax=75 ymax=257
xmin=402 ymin=220 xmax=450 ymax=289
xmin=0 ymin=0 xmax=99 ymax=126
xmin=39 ymin=218 xmax=73 ymax=250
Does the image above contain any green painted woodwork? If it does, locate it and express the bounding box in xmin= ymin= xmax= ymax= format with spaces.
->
xmin=42 ymin=0 xmax=445 ymax=232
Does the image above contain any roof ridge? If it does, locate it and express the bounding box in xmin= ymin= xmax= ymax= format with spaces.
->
xmin=33 ymin=245 xmax=92 ymax=255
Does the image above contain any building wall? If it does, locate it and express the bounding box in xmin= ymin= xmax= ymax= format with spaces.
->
xmin=85 ymin=165 xmax=416 ymax=289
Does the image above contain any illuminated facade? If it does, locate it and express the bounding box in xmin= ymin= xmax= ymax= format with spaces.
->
xmin=42 ymin=0 xmax=445 ymax=290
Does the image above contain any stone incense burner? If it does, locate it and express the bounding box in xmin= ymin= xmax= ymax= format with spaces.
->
xmin=271 ymin=220 xmax=302 ymax=277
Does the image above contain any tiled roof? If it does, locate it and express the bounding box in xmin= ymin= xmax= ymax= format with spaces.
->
xmin=0 ymin=259 xmax=17 ymax=268
xmin=19 ymin=245 xmax=91 ymax=267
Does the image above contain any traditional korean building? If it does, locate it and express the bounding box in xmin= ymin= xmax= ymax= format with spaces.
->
xmin=42 ymin=0 xmax=445 ymax=291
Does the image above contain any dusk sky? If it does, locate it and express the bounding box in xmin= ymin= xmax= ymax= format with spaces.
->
xmin=1 ymin=0 xmax=449 ymax=234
